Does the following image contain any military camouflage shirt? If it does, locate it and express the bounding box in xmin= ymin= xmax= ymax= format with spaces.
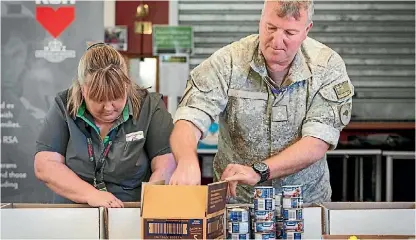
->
xmin=174 ymin=34 xmax=354 ymax=204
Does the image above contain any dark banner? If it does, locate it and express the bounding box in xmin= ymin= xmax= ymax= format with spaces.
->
xmin=1 ymin=0 xmax=104 ymax=203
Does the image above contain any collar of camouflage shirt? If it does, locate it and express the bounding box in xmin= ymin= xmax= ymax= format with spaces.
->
xmin=250 ymin=37 xmax=312 ymax=88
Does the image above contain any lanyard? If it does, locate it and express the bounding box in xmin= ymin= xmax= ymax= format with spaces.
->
xmin=86 ymin=128 xmax=117 ymax=191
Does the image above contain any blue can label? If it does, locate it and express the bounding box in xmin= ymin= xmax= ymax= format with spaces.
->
xmin=254 ymin=232 xmax=276 ymax=240
xmin=254 ymin=186 xmax=275 ymax=199
xmin=254 ymin=210 xmax=275 ymax=221
xmin=228 ymin=208 xmax=249 ymax=222
xmin=254 ymin=221 xmax=275 ymax=233
xmin=282 ymin=185 xmax=302 ymax=198
xmin=282 ymin=197 xmax=303 ymax=209
xmin=282 ymin=208 xmax=303 ymax=220
xmin=229 ymin=233 xmax=250 ymax=239
xmin=282 ymin=231 xmax=302 ymax=239
xmin=254 ymin=198 xmax=276 ymax=211
xmin=283 ymin=220 xmax=304 ymax=232
xmin=228 ymin=222 xmax=249 ymax=234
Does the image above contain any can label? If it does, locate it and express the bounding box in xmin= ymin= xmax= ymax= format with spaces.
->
xmin=228 ymin=208 xmax=249 ymax=222
xmin=275 ymin=194 xmax=282 ymax=206
xmin=254 ymin=186 xmax=275 ymax=199
xmin=229 ymin=233 xmax=250 ymax=239
xmin=282 ymin=208 xmax=303 ymax=220
xmin=282 ymin=185 xmax=302 ymax=198
xmin=254 ymin=232 xmax=276 ymax=240
xmin=283 ymin=220 xmax=304 ymax=232
xmin=282 ymin=197 xmax=303 ymax=209
xmin=282 ymin=231 xmax=302 ymax=239
xmin=254 ymin=210 xmax=275 ymax=221
xmin=254 ymin=221 xmax=275 ymax=233
xmin=228 ymin=222 xmax=249 ymax=234
xmin=254 ymin=198 xmax=276 ymax=211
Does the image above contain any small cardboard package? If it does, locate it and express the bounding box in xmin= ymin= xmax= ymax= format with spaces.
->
xmin=104 ymin=202 xmax=141 ymax=239
xmin=1 ymin=203 xmax=103 ymax=239
xmin=320 ymin=202 xmax=415 ymax=236
xmin=140 ymin=181 xmax=228 ymax=239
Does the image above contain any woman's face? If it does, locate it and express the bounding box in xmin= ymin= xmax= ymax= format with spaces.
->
xmin=82 ymin=85 xmax=127 ymax=124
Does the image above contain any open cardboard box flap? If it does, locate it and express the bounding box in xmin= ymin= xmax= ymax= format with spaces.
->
xmin=140 ymin=181 xmax=228 ymax=219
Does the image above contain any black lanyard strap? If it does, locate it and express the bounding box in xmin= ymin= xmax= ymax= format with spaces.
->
xmin=86 ymin=128 xmax=117 ymax=191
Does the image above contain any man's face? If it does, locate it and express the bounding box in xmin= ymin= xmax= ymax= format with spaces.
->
xmin=259 ymin=1 xmax=312 ymax=72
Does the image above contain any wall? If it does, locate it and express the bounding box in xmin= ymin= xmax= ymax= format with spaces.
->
xmin=1 ymin=1 xmax=104 ymax=203
xmin=115 ymin=1 xmax=169 ymax=55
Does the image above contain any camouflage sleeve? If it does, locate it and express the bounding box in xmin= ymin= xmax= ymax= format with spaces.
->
xmin=173 ymin=48 xmax=231 ymax=138
xmin=302 ymin=52 xmax=354 ymax=150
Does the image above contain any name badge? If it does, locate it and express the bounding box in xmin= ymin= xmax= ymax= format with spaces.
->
xmin=126 ymin=131 xmax=144 ymax=142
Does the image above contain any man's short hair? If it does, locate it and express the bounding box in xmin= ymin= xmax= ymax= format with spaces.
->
xmin=262 ymin=0 xmax=314 ymax=22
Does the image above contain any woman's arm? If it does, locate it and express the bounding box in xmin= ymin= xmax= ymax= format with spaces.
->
xmin=34 ymin=151 xmax=124 ymax=208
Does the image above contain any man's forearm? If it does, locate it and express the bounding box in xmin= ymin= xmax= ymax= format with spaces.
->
xmin=170 ymin=120 xmax=201 ymax=164
xmin=263 ymin=136 xmax=329 ymax=179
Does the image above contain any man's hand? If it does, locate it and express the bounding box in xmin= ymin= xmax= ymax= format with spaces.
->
xmin=220 ymin=164 xmax=261 ymax=198
xmin=169 ymin=161 xmax=201 ymax=185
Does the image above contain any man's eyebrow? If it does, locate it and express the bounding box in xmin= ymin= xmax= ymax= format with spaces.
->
xmin=266 ymin=22 xmax=300 ymax=32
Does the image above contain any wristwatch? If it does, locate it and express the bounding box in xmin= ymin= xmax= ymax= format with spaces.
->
xmin=252 ymin=162 xmax=270 ymax=184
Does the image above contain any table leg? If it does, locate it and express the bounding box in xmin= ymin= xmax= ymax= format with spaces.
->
xmin=359 ymin=157 xmax=364 ymax=202
xmin=342 ymin=155 xmax=348 ymax=201
xmin=386 ymin=156 xmax=393 ymax=202
xmin=354 ymin=157 xmax=359 ymax=201
xmin=376 ymin=154 xmax=382 ymax=202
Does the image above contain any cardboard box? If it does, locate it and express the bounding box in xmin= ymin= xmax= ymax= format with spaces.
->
xmin=303 ymin=204 xmax=323 ymax=239
xmin=104 ymin=202 xmax=141 ymax=239
xmin=322 ymin=235 xmax=415 ymax=239
xmin=1 ymin=203 xmax=103 ymax=239
xmin=140 ymin=181 xmax=228 ymax=239
xmin=320 ymin=202 xmax=416 ymax=236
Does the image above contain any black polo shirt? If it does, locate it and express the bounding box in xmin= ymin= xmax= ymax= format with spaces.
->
xmin=36 ymin=89 xmax=173 ymax=202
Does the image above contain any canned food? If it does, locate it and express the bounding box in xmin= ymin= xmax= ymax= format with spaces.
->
xmin=254 ymin=186 xmax=275 ymax=199
xmin=282 ymin=197 xmax=303 ymax=209
xmin=228 ymin=222 xmax=249 ymax=234
xmin=229 ymin=233 xmax=250 ymax=239
xmin=228 ymin=208 xmax=250 ymax=222
xmin=275 ymin=194 xmax=282 ymax=206
xmin=282 ymin=208 xmax=303 ymax=220
xmin=282 ymin=185 xmax=302 ymax=198
xmin=283 ymin=220 xmax=304 ymax=232
xmin=282 ymin=231 xmax=302 ymax=239
xmin=254 ymin=198 xmax=276 ymax=211
xmin=254 ymin=210 xmax=275 ymax=221
xmin=254 ymin=221 xmax=275 ymax=233
xmin=254 ymin=232 xmax=276 ymax=240
xmin=275 ymin=207 xmax=282 ymax=220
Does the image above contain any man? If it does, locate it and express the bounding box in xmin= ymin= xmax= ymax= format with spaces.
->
xmin=169 ymin=0 xmax=354 ymax=204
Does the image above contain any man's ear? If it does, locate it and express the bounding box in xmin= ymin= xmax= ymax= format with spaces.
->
xmin=305 ymin=21 xmax=313 ymax=35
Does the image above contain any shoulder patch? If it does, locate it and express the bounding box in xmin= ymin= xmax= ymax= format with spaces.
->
xmin=334 ymin=81 xmax=352 ymax=100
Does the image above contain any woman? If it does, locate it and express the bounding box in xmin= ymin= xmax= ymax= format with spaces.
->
xmin=34 ymin=43 xmax=176 ymax=208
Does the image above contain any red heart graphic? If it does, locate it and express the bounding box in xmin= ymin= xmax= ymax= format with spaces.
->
xmin=36 ymin=7 xmax=75 ymax=38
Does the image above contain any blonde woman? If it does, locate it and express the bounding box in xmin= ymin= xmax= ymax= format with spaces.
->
xmin=34 ymin=43 xmax=176 ymax=208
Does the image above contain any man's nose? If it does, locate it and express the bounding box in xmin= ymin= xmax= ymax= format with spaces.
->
xmin=272 ymin=30 xmax=285 ymax=49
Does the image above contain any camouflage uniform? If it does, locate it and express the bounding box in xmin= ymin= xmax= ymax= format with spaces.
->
xmin=174 ymin=34 xmax=354 ymax=204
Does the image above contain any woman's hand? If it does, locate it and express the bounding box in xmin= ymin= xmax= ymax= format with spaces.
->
xmin=86 ymin=190 xmax=124 ymax=208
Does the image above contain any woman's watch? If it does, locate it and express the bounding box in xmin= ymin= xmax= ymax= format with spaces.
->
xmin=252 ymin=162 xmax=270 ymax=184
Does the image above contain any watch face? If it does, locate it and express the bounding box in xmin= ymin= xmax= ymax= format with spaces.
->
xmin=254 ymin=162 xmax=268 ymax=172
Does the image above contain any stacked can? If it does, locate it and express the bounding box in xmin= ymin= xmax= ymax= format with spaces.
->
xmin=281 ymin=185 xmax=304 ymax=239
xmin=253 ymin=186 xmax=277 ymax=240
xmin=227 ymin=206 xmax=251 ymax=239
